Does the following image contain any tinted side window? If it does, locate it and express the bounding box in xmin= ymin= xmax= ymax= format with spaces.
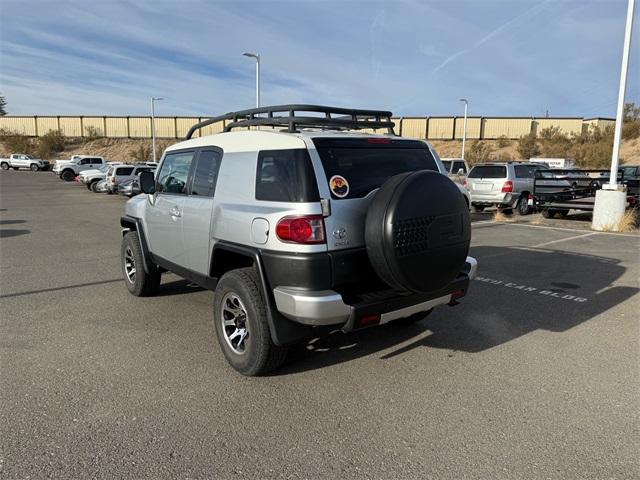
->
xmin=514 ymin=165 xmax=531 ymax=178
xmin=452 ymin=161 xmax=467 ymax=173
xmin=80 ymin=158 xmax=92 ymax=165
xmin=441 ymin=160 xmax=452 ymax=171
xmin=255 ymin=149 xmax=319 ymax=202
xmin=157 ymin=151 xmax=194 ymax=194
xmin=93 ymin=158 xmax=103 ymax=164
xmin=116 ymin=167 xmax=134 ymax=175
xmin=191 ymin=150 xmax=222 ymax=197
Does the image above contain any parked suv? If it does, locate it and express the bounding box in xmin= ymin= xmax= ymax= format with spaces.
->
xmin=120 ymin=105 xmax=477 ymax=375
xmin=105 ymin=164 xmax=156 ymax=193
xmin=465 ymin=162 xmax=547 ymax=215
xmin=53 ymin=155 xmax=106 ymax=181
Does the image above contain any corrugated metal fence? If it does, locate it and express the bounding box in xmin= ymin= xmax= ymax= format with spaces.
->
xmin=0 ymin=115 xmax=615 ymax=140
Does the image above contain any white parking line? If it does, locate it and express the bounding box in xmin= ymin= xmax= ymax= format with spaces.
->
xmin=473 ymin=221 xmax=638 ymax=237
xmin=531 ymin=232 xmax=599 ymax=248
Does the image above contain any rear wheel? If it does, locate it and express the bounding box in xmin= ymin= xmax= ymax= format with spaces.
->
xmin=213 ymin=268 xmax=288 ymax=376
xmin=472 ymin=204 xmax=485 ymax=213
xmin=121 ymin=231 xmax=161 ymax=297
xmin=0 ymin=162 xmax=8 ymax=170
xmin=30 ymin=163 xmax=39 ymax=171
xmin=61 ymin=169 xmax=75 ymax=181
xmin=516 ymin=195 xmax=530 ymax=216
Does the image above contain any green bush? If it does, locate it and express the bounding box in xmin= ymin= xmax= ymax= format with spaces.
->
xmin=538 ymin=126 xmax=572 ymax=158
xmin=516 ymin=133 xmax=540 ymax=159
xmin=466 ymin=140 xmax=493 ymax=164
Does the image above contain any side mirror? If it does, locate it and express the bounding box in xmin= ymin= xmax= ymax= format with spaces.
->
xmin=457 ymin=168 xmax=465 ymax=176
xmin=139 ymin=170 xmax=156 ymax=194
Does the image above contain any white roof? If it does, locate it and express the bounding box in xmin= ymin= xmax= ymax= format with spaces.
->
xmin=165 ymin=129 xmax=413 ymax=154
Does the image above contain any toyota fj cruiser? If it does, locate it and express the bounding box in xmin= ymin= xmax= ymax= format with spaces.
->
xmin=121 ymin=105 xmax=477 ymax=375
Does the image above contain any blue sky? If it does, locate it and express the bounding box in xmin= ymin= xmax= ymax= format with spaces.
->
xmin=0 ymin=0 xmax=637 ymax=117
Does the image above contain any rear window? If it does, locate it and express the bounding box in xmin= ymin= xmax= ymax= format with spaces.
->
xmin=115 ymin=167 xmax=134 ymax=175
xmin=314 ymin=138 xmax=439 ymax=199
xmin=441 ymin=160 xmax=452 ymax=171
xmin=468 ymin=165 xmax=507 ymax=179
xmin=255 ymin=149 xmax=319 ymax=202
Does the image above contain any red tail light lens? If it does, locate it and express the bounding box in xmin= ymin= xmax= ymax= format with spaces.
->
xmin=463 ymin=180 xmax=468 ymax=188
xmin=276 ymin=215 xmax=325 ymax=244
xmin=367 ymin=138 xmax=392 ymax=144
xmin=501 ymin=180 xmax=513 ymax=193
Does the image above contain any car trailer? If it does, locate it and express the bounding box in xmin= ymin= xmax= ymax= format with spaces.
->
xmin=533 ymin=169 xmax=639 ymax=218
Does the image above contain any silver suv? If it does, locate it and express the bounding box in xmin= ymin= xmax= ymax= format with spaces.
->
xmin=465 ymin=162 xmax=547 ymax=215
xmin=120 ymin=105 xmax=478 ymax=375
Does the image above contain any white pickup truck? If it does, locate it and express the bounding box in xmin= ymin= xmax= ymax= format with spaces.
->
xmin=0 ymin=154 xmax=50 ymax=171
xmin=52 ymin=155 xmax=106 ymax=181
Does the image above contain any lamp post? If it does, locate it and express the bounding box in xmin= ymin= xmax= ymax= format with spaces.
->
xmin=151 ymin=97 xmax=163 ymax=163
xmin=243 ymin=52 xmax=260 ymax=108
xmin=460 ymin=98 xmax=468 ymax=160
xmin=592 ymin=0 xmax=635 ymax=231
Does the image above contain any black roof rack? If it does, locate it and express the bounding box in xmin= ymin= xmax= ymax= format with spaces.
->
xmin=185 ymin=104 xmax=396 ymax=139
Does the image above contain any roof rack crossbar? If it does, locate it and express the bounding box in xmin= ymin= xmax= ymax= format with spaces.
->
xmin=185 ymin=104 xmax=396 ymax=139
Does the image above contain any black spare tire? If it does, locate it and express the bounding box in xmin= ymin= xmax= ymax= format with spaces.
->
xmin=365 ymin=170 xmax=471 ymax=293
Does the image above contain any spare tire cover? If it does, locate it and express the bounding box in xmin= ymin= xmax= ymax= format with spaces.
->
xmin=365 ymin=170 xmax=471 ymax=293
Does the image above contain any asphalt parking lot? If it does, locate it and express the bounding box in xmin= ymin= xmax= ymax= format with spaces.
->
xmin=1 ymin=171 xmax=638 ymax=479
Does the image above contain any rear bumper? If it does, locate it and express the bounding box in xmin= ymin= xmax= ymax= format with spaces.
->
xmin=470 ymin=192 xmax=513 ymax=206
xmin=273 ymin=256 xmax=477 ymax=329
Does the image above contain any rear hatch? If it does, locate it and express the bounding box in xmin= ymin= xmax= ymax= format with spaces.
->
xmin=309 ymin=137 xmax=441 ymax=252
xmin=466 ymin=165 xmax=507 ymax=193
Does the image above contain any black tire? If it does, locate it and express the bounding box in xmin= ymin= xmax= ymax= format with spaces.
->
xmin=542 ymin=209 xmax=555 ymax=219
xmin=30 ymin=163 xmax=39 ymax=171
xmin=61 ymin=169 xmax=75 ymax=181
xmin=394 ymin=308 xmax=433 ymax=327
xmin=213 ymin=268 xmax=288 ymax=376
xmin=90 ymin=181 xmax=101 ymax=192
xmin=516 ymin=195 xmax=530 ymax=216
xmin=472 ymin=204 xmax=485 ymax=213
xmin=0 ymin=162 xmax=8 ymax=170
xmin=121 ymin=231 xmax=161 ymax=297
xmin=365 ymin=170 xmax=471 ymax=293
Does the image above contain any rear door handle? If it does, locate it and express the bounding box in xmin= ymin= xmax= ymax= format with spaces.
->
xmin=169 ymin=206 xmax=181 ymax=217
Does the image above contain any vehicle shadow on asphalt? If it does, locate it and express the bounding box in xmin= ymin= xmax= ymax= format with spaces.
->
xmin=0 ymin=229 xmax=30 ymax=238
xmin=0 ymin=219 xmax=27 ymax=225
xmin=156 ymin=278 xmax=205 ymax=297
xmin=275 ymin=246 xmax=638 ymax=375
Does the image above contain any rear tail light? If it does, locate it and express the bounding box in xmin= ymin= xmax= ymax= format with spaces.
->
xmin=276 ymin=215 xmax=325 ymax=244
xmin=501 ymin=180 xmax=513 ymax=193
xmin=367 ymin=138 xmax=392 ymax=144
xmin=463 ymin=180 xmax=468 ymax=188
xmin=357 ymin=313 xmax=381 ymax=327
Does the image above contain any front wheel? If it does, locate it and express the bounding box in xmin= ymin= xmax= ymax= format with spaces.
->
xmin=61 ymin=170 xmax=75 ymax=181
xmin=213 ymin=268 xmax=288 ymax=376
xmin=30 ymin=164 xmax=39 ymax=171
xmin=121 ymin=231 xmax=161 ymax=297
xmin=1 ymin=162 xmax=9 ymax=170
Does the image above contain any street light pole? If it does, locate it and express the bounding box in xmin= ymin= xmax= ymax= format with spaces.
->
xmin=243 ymin=52 xmax=260 ymax=108
xmin=592 ymin=0 xmax=635 ymax=231
xmin=151 ymin=97 xmax=163 ymax=163
xmin=460 ymin=98 xmax=468 ymax=160
xmin=607 ymin=0 xmax=635 ymax=188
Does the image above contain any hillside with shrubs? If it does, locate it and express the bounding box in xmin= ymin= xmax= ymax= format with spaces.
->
xmin=1 ymin=103 xmax=639 ymax=167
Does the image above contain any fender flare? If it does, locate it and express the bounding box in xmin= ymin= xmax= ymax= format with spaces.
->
xmin=120 ymin=215 xmax=154 ymax=274
xmin=212 ymin=242 xmax=313 ymax=346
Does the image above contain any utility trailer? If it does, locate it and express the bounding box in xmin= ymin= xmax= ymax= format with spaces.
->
xmin=533 ymin=169 xmax=639 ymax=218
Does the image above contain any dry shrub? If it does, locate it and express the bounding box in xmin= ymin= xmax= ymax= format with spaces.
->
xmin=493 ymin=210 xmax=515 ymax=222
xmin=37 ymin=129 xmax=66 ymax=159
xmin=516 ymin=133 xmax=540 ymax=159
xmin=466 ymin=140 xmax=493 ymax=164
xmin=617 ymin=209 xmax=639 ymax=233
xmin=496 ymin=135 xmax=511 ymax=148
xmin=0 ymin=128 xmax=34 ymax=154
xmin=130 ymin=144 xmax=152 ymax=162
